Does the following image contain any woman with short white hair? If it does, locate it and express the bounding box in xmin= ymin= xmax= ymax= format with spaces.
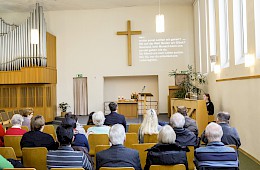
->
xmin=138 ymin=109 xmax=161 ymax=143
xmin=144 ymin=125 xmax=188 ymax=170
xmin=87 ymin=111 xmax=110 ymax=136
xmin=5 ymin=114 xmax=27 ymax=135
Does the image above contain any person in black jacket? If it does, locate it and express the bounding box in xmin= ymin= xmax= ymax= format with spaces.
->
xmin=203 ymin=93 xmax=214 ymax=115
xmin=20 ymin=115 xmax=58 ymax=150
xmin=144 ymin=125 xmax=188 ymax=170
xmin=104 ymin=102 xmax=126 ymax=130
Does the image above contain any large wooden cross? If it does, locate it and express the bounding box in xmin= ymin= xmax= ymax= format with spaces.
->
xmin=117 ymin=20 xmax=142 ymax=66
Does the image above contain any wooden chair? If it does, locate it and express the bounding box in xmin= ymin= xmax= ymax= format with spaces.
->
xmin=100 ymin=168 xmax=134 ymax=170
xmin=150 ymin=165 xmax=186 ymax=170
xmin=208 ymin=115 xmax=215 ymax=123
xmin=95 ymin=145 xmax=110 ymax=155
xmin=143 ymin=134 xmax=158 ymax=143
xmin=83 ymin=125 xmax=94 ymax=132
xmin=125 ymin=133 xmax=138 ymax=148
xmin=131 ymin=143 xmax=156 ymax=169
xmin=7 ymin=111 xmax=14 ymax=120
xmin=227 ymin=145 xmax=237 ymax=150
xmin=22 ymin=147 xmax=48 ymax=170
xmin=128 ymin=124 xmax=141 ymax=133
xmin=88 ymin=134 xmax=109 ymax=156
xmin=3 ymin=168 xmax=36 ymax=170
xmin=186 ymin=146 xmax=195 ymax=170
xmin=0 ymin=147 xmax=17 ymax=160
xmin=43 ymin=125 xmax=57 ymax=141
xmin=21 ymin=126 xmax=29 ymax=132
xmin=51 ymin=168 xmax=85 ymax=170
xmin=4 ymin=135 xmax=23 ymax=158
xmin=0 ymin=112 xmax=11 ymax=126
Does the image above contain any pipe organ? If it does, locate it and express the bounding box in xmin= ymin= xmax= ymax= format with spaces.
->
xmin=0 ymin=3 xmax=47 ymax=71
xmin=0 ymin=4 xmax=57 ymax=122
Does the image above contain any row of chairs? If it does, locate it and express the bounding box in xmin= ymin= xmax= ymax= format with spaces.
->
xmin=2 ymin=165 xmax=186 ymax=170
xmin=0 ymin=145 xmax=187 ymax=170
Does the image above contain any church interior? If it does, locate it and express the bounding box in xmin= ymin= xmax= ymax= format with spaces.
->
xmin=0 ymin=0 xmax=260 ymax=169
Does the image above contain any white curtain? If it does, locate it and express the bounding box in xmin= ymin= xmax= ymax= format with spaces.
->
xmin=73 ymin=77 xmax=88 ymax=115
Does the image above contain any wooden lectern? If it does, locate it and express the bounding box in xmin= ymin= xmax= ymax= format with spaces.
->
xmin=118 ymin=101 xmax=138 ymax=118
xmin=170 ymin=98 xmax=208 ymax=136
xmin=139 ymin=93 xmax=153 ymax=114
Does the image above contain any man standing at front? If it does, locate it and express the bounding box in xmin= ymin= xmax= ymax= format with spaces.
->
xmin=104 ymin=102 xmax=127 ymax=130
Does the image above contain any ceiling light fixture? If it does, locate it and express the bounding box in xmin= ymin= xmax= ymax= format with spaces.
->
xmin=156 ymin=0 xmax=164 ymax=33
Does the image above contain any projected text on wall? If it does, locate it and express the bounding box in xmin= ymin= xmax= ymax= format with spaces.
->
xmin=139 ymin=37 xmax=186 ymax=62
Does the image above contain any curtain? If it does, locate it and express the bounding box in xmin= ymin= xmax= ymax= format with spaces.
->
xmin=73 ymin=77 xmax=88 ymax=115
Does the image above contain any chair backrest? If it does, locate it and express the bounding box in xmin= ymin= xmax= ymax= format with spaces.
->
xmin=43 ymin=125 xmax=57 ymax=141
xmin=128 ymin=124 xmax=141 ymax=133
xmin=150 ymin=165 xmax=186 ymax=170
xmin=186 ymin=146 xmax=195 ymax=170
xmin=22 ymin=147 xmax=48 ymax=170
xmin=143 ymin=134 xmax=158 ymax=143
xmin=0 ymin=147 xmax=17 ymax=160
xmin=131 ymin=143 xmax=156 ymax=169
xmin=208 ymin=115 xmax=215 ymax=123
xmin=100 ymin=167 xmax=135 ymax=170
xmin=8 ymin=111 xmax=14 ymax=120
xmin=88 ymin=134 xmax=109 ymax=156
xmin=21 ymin=126 xmax=29 ymax=132
xmin=4 ymin=168 xmax=36 ymax=170
xmin=125 ymin=133 xmax=138 ymax=148
xmin=4 ymin=135 xmax=23 ymax=158
xmin=51 ymin=168 xmax=85 ymax=170
xmin=226 ymin=145 xmax=237 ymax=150
xmin=1 ymin=112 xmax=10 ymax=125
xmin=95 ymin=145 xmax=110 ymax=155
xmin=83 ymin=125 xmax=94 ymax=132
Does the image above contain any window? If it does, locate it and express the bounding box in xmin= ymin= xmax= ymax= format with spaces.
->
xmin=219 ymin=0 xmax=229 ymax=68
xmin=255 ymin=0 xmax=260 ymax=58
xmin=233 ymin=0 xmax=248 ymax=65
xmin=208 ymin=0 xmax=216 ymax=71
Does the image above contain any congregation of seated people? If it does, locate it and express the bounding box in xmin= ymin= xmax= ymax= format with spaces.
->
xmin=0 ymin=101 xmax=240 ymax=170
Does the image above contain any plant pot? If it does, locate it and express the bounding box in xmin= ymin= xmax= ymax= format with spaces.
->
xmin=61 ymin=112 xmax=67 ymax=117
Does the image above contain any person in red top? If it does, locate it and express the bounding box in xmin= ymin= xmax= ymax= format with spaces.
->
xmin=5 ymin=114 xmax=27 ymax=135
xmin=0 ymin=124 xmax=5 ymax=146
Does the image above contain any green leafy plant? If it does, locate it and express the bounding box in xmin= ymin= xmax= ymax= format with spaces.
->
xmin=169 ymin=65 xmax=207 ymax=98
xmin=58 ymin=102 xmax=70 ymax=112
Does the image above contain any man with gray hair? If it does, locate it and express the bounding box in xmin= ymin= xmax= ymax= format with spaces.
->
xmin=96 ymin=124 xmax=141 ymax=170
xmin=177 ymin=106 xmax=198 ymax=136
xmin=195 ymin=122 xmax=239 ymax=169
xmin=170 ymin=113 xmax=197 ymax=146
xmin=201 ymin=112 xmax=241 ymax=148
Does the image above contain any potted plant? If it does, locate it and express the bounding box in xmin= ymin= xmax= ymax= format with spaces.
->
xmin=169 ymin=65 xmax=206 ymax=99
xmin=58 ymin=102 xmax=70 ymax=117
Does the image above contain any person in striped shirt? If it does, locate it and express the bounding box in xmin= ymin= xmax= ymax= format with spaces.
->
xmin=47 ymin=125 xmax=92 ymax=170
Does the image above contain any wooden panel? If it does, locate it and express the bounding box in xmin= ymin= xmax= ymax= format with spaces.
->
xmin=46 ymin=32 xmax=56 ymax=69
xmin=170 ymin=99 xmax=208 ymax=136
xmin=168 ymin=86 xmax=180 ymax=115
xmin=118 ymin=102 xmax=138 ymax=118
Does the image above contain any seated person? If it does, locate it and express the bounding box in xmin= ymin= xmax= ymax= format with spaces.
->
xmin=21 ymin=108 xmax=34 ymax=131
xmin=170 ymin=113 xmax=197 ymax=146
xmin=87 ymin=111 xmax=110 ymax=136
xmin=6 ymin=114 xmax=27 ymax=135
xmin=47 ymin=125 xmax=92 ymax=170
xmin=201 ymin=112 xmax=241 ymax=148
xmin=20 ymin=115 xmax=58 ymax=150
xmin=61 ymin=117 xmax=90 ymax=152
xmin=87 ymin=111 xmax=95 ymax=125
xmin=0 ymin=124 xmax=5 ymax=147
xmin=96 ymin=124 xmax=142 ymax=170
xmin=195 ymin=122 xmax=238 ymax=169
xmin=144 ymin=125 xmax=188 ymax=170
xmin=65 ymin=112 xmax=86 ymax=136
xmin=177 ymin=106 xmax=198 ymax=136
xmin=104 ymin=102 xmax=126 ymax=130
xmin=138 ymin=109 xmax=161 ymax=143
xmin=0 ymin=155 xmax=14 ymax=169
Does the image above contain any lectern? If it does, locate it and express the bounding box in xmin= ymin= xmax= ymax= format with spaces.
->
xmin=139 ymin=93 xmax=153 ymax=114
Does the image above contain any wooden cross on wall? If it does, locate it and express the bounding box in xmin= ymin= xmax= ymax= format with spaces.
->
xmin=117 ymin=20 xmax=142 ymax=66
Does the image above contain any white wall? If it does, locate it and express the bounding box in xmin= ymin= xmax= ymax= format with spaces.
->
xmin=0 ymin=4 xmax=195 ymax=114
xmin=194 ymin=0 xmax=260 ymax=161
